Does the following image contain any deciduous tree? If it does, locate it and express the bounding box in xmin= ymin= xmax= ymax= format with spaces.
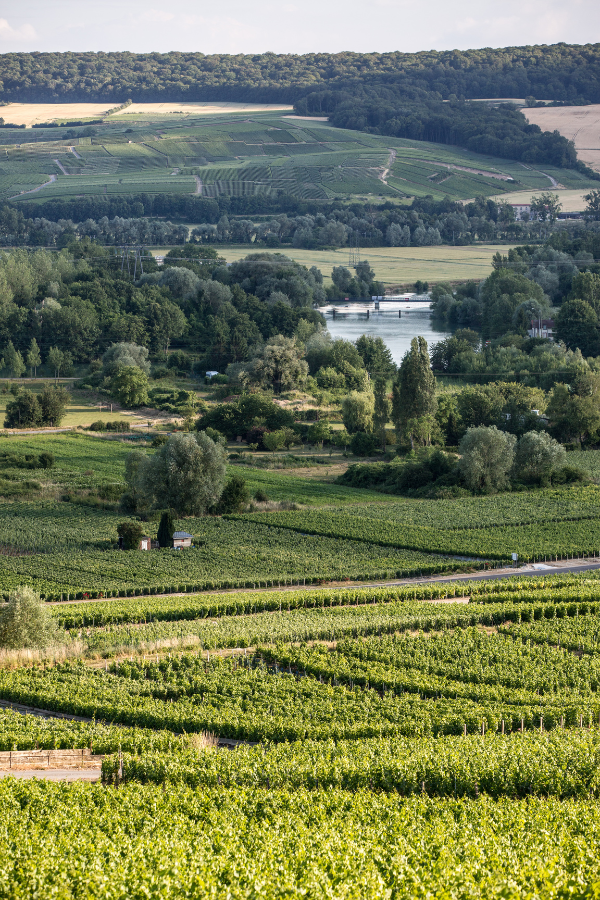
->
xmin=26 ymin=338 xmax=41 ymax=378
xmin=458 ymin=425 xmax=516 ymax=493
xmin=137 ymin=432 xmax=226 ymax=516
xmin=110 ymin=365 xmax=149 ymax=408
xmin=512 ymin=431 xmax=566 ymax=485
xmin=341 ymin=390 xmax=374 ymax=434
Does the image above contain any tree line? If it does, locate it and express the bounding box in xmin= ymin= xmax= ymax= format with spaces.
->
xmin=0 ymin=194 xmax=584 ymax=254
xmin=0 ymin=45 xmax=598 ymax=104
xmin=431 ymin=227 xmax=600 ymax=338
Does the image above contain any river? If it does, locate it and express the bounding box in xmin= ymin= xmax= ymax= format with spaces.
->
xmin=323 ymin=300 xmax=451 ymax=364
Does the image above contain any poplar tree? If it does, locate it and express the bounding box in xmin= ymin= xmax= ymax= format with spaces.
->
xmin=373 ymin=378 xmax=391 ymax=450
xmin=392 ymin=336 xmax=436 ymax=448
xmin=4 ymin=341 xmax=25 ymax=380
xmin=26 ymin=338 xmax=41 ymax=378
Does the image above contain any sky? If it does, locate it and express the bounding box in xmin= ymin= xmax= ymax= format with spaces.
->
xmin=0 ymin=0 xmax=597 ymax=56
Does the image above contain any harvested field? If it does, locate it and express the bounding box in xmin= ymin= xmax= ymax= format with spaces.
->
xmin=490 ymin=188 xmax=590 ymax=212
xmin=0 ymin=102 xmax=293 ymax=127
xmin=1 ymin=103 xmax=112 ymax=126
xmin=523 ymin=105 xmax=600 ymax=172
xmin=114 ymin=102 xmax=293 ymax=117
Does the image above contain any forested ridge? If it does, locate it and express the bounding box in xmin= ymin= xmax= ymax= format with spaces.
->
xmin=0 ymin=44 xmax=598 ymax=104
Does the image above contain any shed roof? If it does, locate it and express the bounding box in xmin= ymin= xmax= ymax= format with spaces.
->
xmin=173 ymin=531 xmax=193 ymax=539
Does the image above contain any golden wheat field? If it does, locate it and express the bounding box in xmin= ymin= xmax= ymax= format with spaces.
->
xmin=114 ymin=102 xmax=293 ymax=117
xmin=0 ymin=102 xmax=294 ymax=127
xmin=523 ymin=105 xmax=600 ymax=172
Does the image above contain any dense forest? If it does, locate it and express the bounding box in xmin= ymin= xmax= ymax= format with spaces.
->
xmin=0 ymin=45 xmax=598 ymax=104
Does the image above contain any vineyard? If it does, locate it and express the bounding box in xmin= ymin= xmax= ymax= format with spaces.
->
xmin=1 ymin=781 xmax=599 ymax=898
xmin=4 ymin=109 xmax=597 ymax=205
xmin=236 ymin=485 xmax=600 ymax=561
xmin=4 ymin=433 xmax=600 ymax=894
xmin=3 ymin=573 xmax=600 ymax=893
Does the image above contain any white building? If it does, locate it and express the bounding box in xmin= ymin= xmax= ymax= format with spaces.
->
xmin=509 ymin=203 xmax=532 ymax=221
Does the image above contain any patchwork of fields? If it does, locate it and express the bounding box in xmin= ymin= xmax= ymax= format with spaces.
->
xmin=2 ymin=107 xmax=597 ymax=204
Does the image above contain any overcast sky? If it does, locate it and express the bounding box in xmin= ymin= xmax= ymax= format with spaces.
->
xmin=0 ymin=0 xmax=597 ymax=56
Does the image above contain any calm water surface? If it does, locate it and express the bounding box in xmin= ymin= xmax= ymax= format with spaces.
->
xmin=324 ymin=302 xmax=451 ymax=364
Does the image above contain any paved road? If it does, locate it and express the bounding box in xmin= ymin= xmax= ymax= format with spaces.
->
xmin=42 ymin=557 xmax=600 ymax=607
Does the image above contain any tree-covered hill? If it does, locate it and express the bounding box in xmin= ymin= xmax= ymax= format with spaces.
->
xmin=0 ymin=44 xmax=598 ymax=104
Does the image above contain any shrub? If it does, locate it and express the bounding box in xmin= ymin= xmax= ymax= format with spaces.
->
xmin=0 ymin=586 xmax=59 ymax=649
xmin=117 ymin=521 xmax=144 ymax=550
xmin=350 ymin=432 xmax=379 ymax=456
xmin=216 ymin=473 xmax=250 ymax=514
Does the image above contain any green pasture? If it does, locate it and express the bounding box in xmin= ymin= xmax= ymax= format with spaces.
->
xmin=0 ymin=382 xmax=142 ymax=429
xmin=199 ymin=243 xmax=519 ymax=286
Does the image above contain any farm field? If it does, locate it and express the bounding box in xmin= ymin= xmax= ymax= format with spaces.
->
xmin=0 ymin=102 xmax=294 ymax=127
xmin=524 ymin=104 xmax=600 ymax=172
xmin=3 ymin=108 xmax=597 ymax=204
xmin=490 ymin=187 xmax=591 ymax=211
xmin=186 ymin=243 xmax=519 ymax=286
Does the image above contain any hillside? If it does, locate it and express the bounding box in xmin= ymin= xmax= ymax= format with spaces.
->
xmin=2 ymin=108 xmax=597 ymax=207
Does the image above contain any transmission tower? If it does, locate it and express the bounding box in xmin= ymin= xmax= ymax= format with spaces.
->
xmin=116 ymin=245 xmax=147 ymax=278
xmin=348 ymin=233 xmax=361 ymax=267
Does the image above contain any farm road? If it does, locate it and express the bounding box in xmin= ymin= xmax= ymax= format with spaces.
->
xmin=380 ymin=149 xmax=396 ymax=184
xmin=9 ymin=174 xmax=56 ymax=198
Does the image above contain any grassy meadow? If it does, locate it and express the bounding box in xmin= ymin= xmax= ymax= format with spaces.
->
xmin=174 ymin=243 xmax=518 ymax=286
xmin=0 ymin=381 xmax=145 ymax=429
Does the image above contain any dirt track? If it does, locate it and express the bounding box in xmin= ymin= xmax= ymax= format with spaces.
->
xmin=0 ymin=769 xmax=101 ymax=781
